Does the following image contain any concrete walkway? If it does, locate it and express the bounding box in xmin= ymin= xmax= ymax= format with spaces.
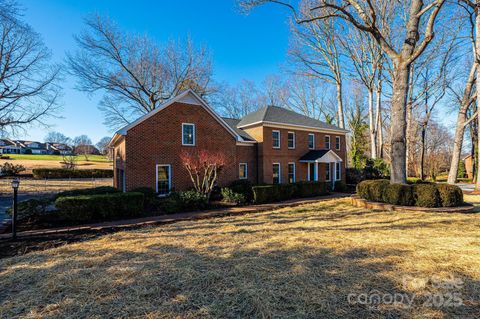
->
xmin=0 ymin=193 xmax=349 ymax=240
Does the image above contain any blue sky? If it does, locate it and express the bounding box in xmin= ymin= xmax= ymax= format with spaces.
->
xmin=20 ymin=0 xmax=292 ymax=143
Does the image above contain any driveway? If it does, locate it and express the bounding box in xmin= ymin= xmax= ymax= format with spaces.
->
xmin=456 ymin=183 xmax=476 ymax=193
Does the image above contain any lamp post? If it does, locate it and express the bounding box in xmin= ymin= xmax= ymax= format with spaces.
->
xmin=11 ymin=177 xmax=20 ymax=240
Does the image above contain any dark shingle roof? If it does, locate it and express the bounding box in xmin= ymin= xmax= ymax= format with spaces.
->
xmin=222 ymin=118 xmax=256 ymax=142
xmin=237 ymin=106 xmax=347 ymax=132
xmin=299 ymin=150 xmax=330 ymax=162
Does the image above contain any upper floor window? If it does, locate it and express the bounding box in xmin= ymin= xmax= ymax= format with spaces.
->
xmin=325 ymin=135 xmax=331 ymax=149
xmin=335 ymin=136 xmax=341 ymax=150
xmin=239 ymin=163 xmax=248 ymax=179
xmin=288 ymin=132 xmax=295 ymax=149
xmin=182 ymin=123 xmax=195 ymax=146
xmin=308 ymin=133 xmax=315 ymax=150
xmin=272 ymin=130 xmax=280 ymax=149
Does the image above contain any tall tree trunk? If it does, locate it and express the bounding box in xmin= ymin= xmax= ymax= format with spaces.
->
xmin=375 ymin=67 xmax=383 ymax=159
xmin=476 ymin=1 xmax=480 ymax=189
xmin=405 ymin=66 xmax=415 ymax=176
xmin=336 ymin=81 xmax=345 ymax=129
xmin=447 ymin=64 xmax=477 ymax=184
xmin=390 ymin=65 xmax=410 ymax=184
xmin=368 ymin=88 xmax=377 ymax=159
xmin=420 ymin=123 xmax=426 ymax=180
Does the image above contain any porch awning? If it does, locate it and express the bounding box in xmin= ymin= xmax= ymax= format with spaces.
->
xmin=299 ymin=149 xmax=343 ymax=163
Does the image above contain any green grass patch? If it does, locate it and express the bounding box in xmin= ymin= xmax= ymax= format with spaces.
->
xmin=2 ymin=154 xmax=111 ymax=162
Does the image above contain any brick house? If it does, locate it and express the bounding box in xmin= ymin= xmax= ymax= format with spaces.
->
xmin=110 ymin=90 xmax=347 ymax=194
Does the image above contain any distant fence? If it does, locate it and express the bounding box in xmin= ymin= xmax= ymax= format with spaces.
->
xmin=0 ymin=177 xmax=113 ymax=195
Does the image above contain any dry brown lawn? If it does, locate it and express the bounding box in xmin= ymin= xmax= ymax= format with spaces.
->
xmin=0 ymin=198 xmax=479 ymax=318
xmin=0 ymin=178 xmax=113 ymax=194
xmin=0 ymin=158 xmax=112 ymax=174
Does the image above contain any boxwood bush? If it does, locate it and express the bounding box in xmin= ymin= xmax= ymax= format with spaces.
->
xmin=228 ymin=179 xmax=254 ymax=202
xmin=33 ymin=168 xmax=113 ymax=179
xmin=252 ymin=182 xmax=328 ymax=204
xmin=55 ymin=186 xmax=119 ymax=200
xmin=356 ymin=180 xmax=463 ymax=208
xmin=221 ymin=187 xmax=247 ymax=205
xmin=161 ymin=190 xmax=209 ymax=214
xmin=55 ymin=192 xmax=144 ymax=222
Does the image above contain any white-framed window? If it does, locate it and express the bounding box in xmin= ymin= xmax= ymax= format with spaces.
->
xmin=325 ymin=163 xmax=331 ymax=181
xmin=239 ymin=163 xmax=248 ymax=179
xmin=273 ymin=163 xmax=281 ymax=184
xmin=325 ymin=135 xmax=331 ymax=149
xmin=335 ymin=136 xmax=341 ymax=150
xmin=287 ymin=132 xmax=295 ymax=149
xmin=156 ymin=164 xmax=172 ymax=196
xmin=335 ymin=162 xmax=341 ymax=181
xmin=308 ymin=133 xmax=315 ymax=150
xmin=272 ymin=130 xmax=280 ymax=149
xmin=182 ymin=123 xmax=195 ymax=146
xmin=288 ymin=162 xmax=296 ymax=183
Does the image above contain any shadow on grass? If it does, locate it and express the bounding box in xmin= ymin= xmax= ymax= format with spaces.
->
xmin=0 ymin=241 xmax=478 ymax=318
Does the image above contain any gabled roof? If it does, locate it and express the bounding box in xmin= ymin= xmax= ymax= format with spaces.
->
xmin=299 ymin=149 xmax=343 ymax=163
xmin=112 ymin=90 xmax=244 ymax=144
xmin=237 ymin=105 xmax=347 ymax=133
xmin=222 ymin=118 xmax=255 ymax=142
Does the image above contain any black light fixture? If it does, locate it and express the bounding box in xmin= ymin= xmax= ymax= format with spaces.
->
xmin=11 ymin=177 xmax=19 ymax=240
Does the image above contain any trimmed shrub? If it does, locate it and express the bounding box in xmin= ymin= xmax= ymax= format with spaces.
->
xmin=356 ymin=179 xmax=389 ymax=202
xmin=334 ymin=181 xmax=347 ymax=192
xmin=55 ymin=186 xmax=119 ymax=200
xmin=437 ymin=184 xmax=463 ymax=207
xmin=55 ymin=192 xmax=144 ymax=222
xmin=382 ymin=183 xmax=414 ymax=206
xmin=32 ymin=168 xmax=113 ymax=179
xmin=413 ymin=184 xmax=440 ymax=208
xmin=228 ymin=179 xmax=254 ymax=202
xmin=7 ymin=197 xmax=53 ymax=222
xmin=221 ymin=188 xmax=247 ymax=205
xmin=294 ymin=181 xmax=328 ymax=198
xmin=161 ymin=190 xmax=208 ymax=214
xmin=253 ymin=182 xmax=328 ymax=204
xmin=131 ymin=187 xmax=159 ymax=210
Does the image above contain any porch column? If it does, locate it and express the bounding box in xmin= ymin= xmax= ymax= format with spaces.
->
xmin=314 ymin=162 xmax=318 ymax=181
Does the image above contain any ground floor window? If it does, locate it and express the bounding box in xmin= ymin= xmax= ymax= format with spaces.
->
xmin=157 ymin=164 xmax=171 ymax=195
xmin=335 ymin=162 xmax=341 ymax=181
xmin=325 ymin=163 xmax=330 ymax=181
xmin=239 ymin=163 xmax=248 ymax=179
xmin=273 ymin=163 xmax=281 ymax=184
xmin=288 ymin=163 xmax=295 ymax=183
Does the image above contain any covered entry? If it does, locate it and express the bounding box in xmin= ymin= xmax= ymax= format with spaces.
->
xmin=299 ymin=150 xmax=343 ymax=189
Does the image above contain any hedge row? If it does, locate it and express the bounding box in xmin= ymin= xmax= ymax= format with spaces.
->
xmin=356 ymin=179 xmax=463 ymax=208
xmin=54 ymin=186 xmax=119 ymax=200
xmin=253 ymin=182 xmax=328 ymax=204
xmin=55 ymin=192 xmax=144 ymax=222
xmin=32 ymin=168 xmax=113 ymax=179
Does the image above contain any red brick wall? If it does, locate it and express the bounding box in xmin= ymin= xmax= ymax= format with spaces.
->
xmin=121 ymin=101 xmax=251 ymax=191
xmin=255 ymin=126 xmax=346 ymax=184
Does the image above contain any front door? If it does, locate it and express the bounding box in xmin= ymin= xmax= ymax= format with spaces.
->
xmin=308 ymin=163 xmax=316 ymax=181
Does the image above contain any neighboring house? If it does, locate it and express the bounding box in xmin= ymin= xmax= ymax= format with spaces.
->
xmin=110 ymin=90 xmax=347 ymax=194
xmin=48 ymin=143 xmax=74 ymax=155
xmin=74 ymin=144 xmax=100 ymax=156
xmin=0 ymin=139 xmax=22 ymax=154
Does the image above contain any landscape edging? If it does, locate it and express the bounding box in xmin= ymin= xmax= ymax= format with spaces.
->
xmin=351 ymin=195 xmax=475 ymax=213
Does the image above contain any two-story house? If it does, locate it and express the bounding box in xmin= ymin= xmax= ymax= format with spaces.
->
xmin=110 ymin=90 xmax=347 ymax=193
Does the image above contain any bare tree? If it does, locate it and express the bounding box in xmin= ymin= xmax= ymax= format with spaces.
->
xmin=285 ymin=75 xmax=336 ymax=121
xmin=96 ymin=136 xmax=111 ymax=156
xmin=0 ymin=0 xmax=61 ymax=134
xmin=289 ymin=13 xmax=346 ymax=128
xmin=44 ymin=131 xmax=71 ymax=144
xmin=242 ymin=0 xmax=447 ymax=184
xmin=73 ymin=134 xmax=93 ymax=161
xmin=215 ymin=80 xmax=263 ymax=118
xmin=67 ymin=15 xmax=213 ymax=130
